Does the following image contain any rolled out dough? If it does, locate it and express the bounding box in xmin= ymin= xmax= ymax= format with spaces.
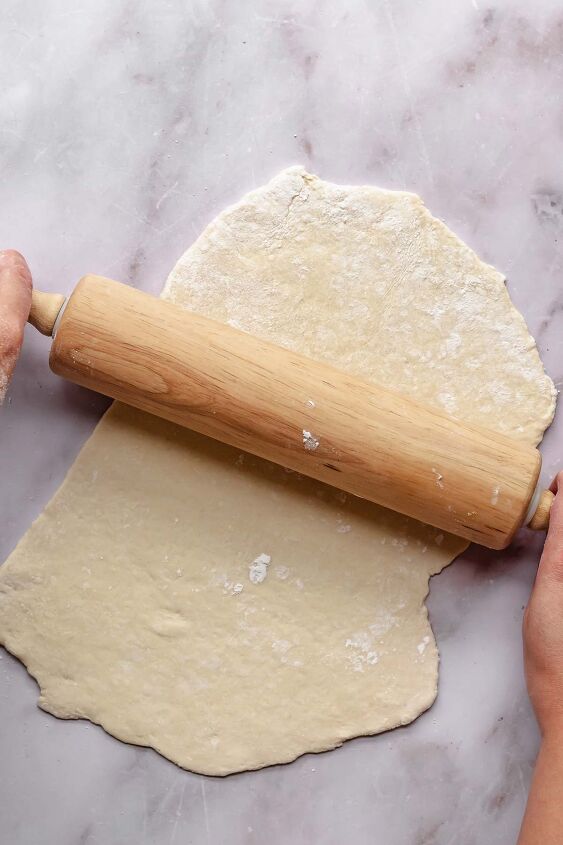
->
xmin=0 ymin=168 xmax=555 ymax=775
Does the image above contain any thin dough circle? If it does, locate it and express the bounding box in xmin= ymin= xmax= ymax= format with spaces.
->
xmin=0 ymin=168 xmax=555 ymax=774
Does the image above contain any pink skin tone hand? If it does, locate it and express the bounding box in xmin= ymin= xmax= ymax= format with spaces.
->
xmin=0 ymin=250 xmax=32 ymax=402
xmin=518 ymin=472 xmax=563 ymax=845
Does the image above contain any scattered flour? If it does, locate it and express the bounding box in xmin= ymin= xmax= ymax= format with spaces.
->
xmin=223 ymin=580 xmax=244 ymax=596
xmin=432 ymin=468 xmax=444 ymax=489
xmin=442 ymin=331 xmax=461 ymax=357
xmin=272 ymin=639 xmax=303 ymax=667
xmin=344 ymin=613 xmax=399 ymax=672
xmin=491 ymin=485 xmax=500 ymax=505
xmin=345 ymin=631 xmax=380 ymax=672
xmin=391 ymin=536 xmax=409 ymax=550
xmin=303 ymin=429 xmax=320 ymax=451
xmin=368 ymin=614 xmax=397 ymax=638
xmin=249 ymin=553 xmax=271 ymax=584
xmin=417 ymin=635 xmax=431 ymax=655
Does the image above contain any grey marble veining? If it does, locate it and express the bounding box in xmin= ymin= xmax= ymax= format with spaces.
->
xmin=1 ymin=1 xmax=562 ymax=843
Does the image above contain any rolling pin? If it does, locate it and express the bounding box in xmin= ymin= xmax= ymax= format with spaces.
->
xmin=27 ymin=274 xmax=553 ymax=550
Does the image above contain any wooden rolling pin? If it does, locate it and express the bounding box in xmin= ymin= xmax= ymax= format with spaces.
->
xmin=28 ymin=274 xmax=553 ymax=550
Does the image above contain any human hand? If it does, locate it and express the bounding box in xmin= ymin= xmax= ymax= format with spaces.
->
xmin=523 ymin=471 xmax=563 ymax=737
xmin=0 ymin=250 xmax=32 ymax=403
xmin=518 ymin=473 xmax=563 ymax=843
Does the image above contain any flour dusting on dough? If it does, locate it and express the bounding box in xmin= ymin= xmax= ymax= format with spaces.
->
xmin=417 ymin=636 xmax=431 ymax=655
xmin=224 ymin=580 xmax=244 ymax=596
xmin=249 ymin=553 xmax=271 ymax=584
xmin=345 ymin=630 xmax=380 ymax=672
xmin=0 ymin=167 xmax=555 ymax=777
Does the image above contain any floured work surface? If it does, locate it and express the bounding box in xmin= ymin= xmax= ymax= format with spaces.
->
xmin=0 ymin=168 xmax=555 ymax=775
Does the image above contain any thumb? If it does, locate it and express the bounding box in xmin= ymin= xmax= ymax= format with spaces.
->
xmin=0 ymin=250 xmax=32 ymax=326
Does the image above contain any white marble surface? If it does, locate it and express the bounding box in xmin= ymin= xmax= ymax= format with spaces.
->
xmin=1 ymin=1 xmax=562 ymax=842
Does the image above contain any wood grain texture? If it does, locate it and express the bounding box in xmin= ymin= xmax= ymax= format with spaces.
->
xmin=28 ymin=290 xmax=66 ymax=336
xmin=528 ymin=489 xmax=554 ymax=531
xmin=49 ymin=275 xmax=545 ymax=549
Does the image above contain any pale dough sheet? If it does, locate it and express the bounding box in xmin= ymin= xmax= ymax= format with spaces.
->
xmin=0 ymin=168 xmax=555 ymax=775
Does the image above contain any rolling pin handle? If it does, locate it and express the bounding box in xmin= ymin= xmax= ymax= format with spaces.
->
xmin=28 ymin=290 xmax=67 ymax=337
xmin=527 ymin=489 xmax=555 ymax=532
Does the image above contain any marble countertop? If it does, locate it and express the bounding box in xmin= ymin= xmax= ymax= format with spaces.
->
xmin=1 ymin=2 xmax=562 ymax=843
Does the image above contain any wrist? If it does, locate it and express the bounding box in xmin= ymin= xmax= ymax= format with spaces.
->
xmin=538 ymin=713 xmax=563 ymax=745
